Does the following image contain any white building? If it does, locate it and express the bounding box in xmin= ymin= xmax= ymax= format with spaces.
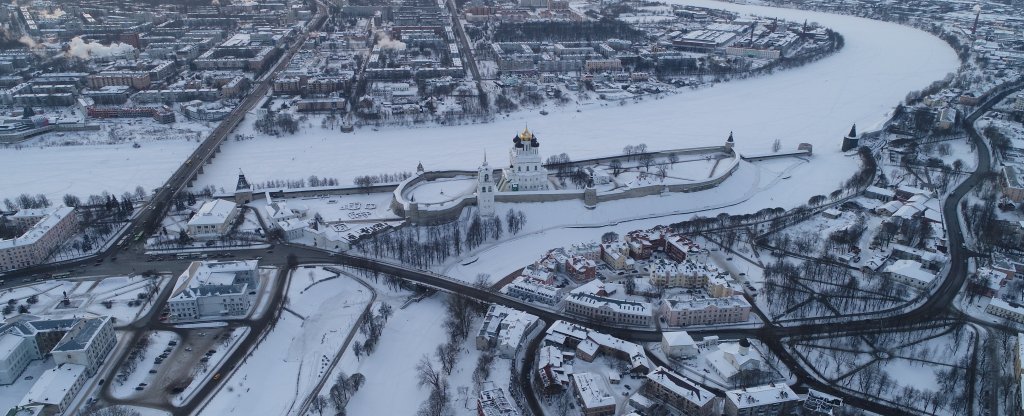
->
xmin=705 ymin=339 xmax=763 ymax=381
xmin=724 ymin=383 xmax=798 ymax=416
xmin=661 ymin=331 xmax=698 ymax=359
xmin=643 ymin=367 xmax=717 ymax=416
xmin=570 ymin=372 xmax=616 ymax=416
xmin=499 ymin=127 xmax=550 ymax=192
xmin=563 ymin=281 xmax=653 ymax=327
xmin=0 ymin=315 xmax=115 ymax=384
xmin=884 ymin=259 xmax=936 ymax=289
xmin=167 ymin=260 xmax=260 ymax=322
xmin=49 ymin=316 xmax=116 ymax=376
xmin=659 ymin=293 xmax=751 ymax=327
xmin=0 ymin=332 xmax=38 ymax=385
xmin=19 ymin=363 xmax=87 ymax=414
xmin=987 ymin=298 xmax=1024 ymax=323
xmin=0 ymin=206 xmax=78 ymax=272
xmin=475 ymin=305 xmax=539 ymax=359
xmin=187 ymin=199 xmax=240 ymax=238
xmin=477 ymin=381 xmax=520 ymax=416
xmin=500 ymin=275 xmax=562 ymax=305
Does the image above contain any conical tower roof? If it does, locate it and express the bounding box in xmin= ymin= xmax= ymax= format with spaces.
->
xmin=236 ymin=170 xmax=251 ymax=191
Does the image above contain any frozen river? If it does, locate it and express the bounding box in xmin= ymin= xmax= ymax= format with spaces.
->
xmin=0 ymin=0 xmax=958 ymax=203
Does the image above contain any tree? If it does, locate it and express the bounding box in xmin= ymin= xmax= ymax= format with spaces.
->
xmin=601 ymin=231 xmax=619 ymax=243
xmin=311 ymin=395 xmax=328 ymax=415
xmin=609 ymin=159 xmax=623 ymax=176
xmin=352 ymin=341 xmax=363 ymax=360
xmin=22 ymin=106 xmax=34 ymax=118
xmin=436 ymin=342 xmax=458 ymax=375
xmin=377 ymin=302 xmax=393 ymax=322
xmin=82 ymin=406 xmax=142 ymax=416
xmin=772 ymin=138 xmax=782 ymax=152
xmin=63 ymin=194 xmax=81 ymax=207
xmin=26 ymin=294 xmax=37 ymax=304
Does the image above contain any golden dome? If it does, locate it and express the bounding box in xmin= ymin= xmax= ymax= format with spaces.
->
xmin=519 ymin=127 xmax=533 ymax=141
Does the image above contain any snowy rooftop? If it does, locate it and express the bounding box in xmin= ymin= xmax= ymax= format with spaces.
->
xmin=20 ymin=363 xmax=86 ymax=407
xmin=0 ymin=206 xmax=74 ymax=249
xmin=566 ymin=281 xmax=653 ymax=315
xmin=52 ymin=316 xmax=109 ymax=353
xmin=662 ymin=331 xmax=696 ymax=347
xmin=646 ymin=367 xmax=714 ymax=406
xmin=187 ymin=199 xmax=238 ymax=226
xmin=571 ymin=372 xmax=615 ymax=409
xmin=661 ymin=293 xmax=750 ymax=311
xmin=885 ymin=259 xmax=935 ymax=285
xmin=725 ymin=383 xmax=797 ymax=409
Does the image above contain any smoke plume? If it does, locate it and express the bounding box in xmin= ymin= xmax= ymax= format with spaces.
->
xmin=64 ymin=36 xmax=135 ymax=60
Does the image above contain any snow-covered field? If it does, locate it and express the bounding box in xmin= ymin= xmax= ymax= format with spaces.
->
xmin=0 ymin=276 xmax=167 ymax=326
xmin=201 ymin=266 xmax=372 ymax=416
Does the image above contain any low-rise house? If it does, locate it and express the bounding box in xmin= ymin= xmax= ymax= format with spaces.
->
xmin=571 ymin=372 xmax=616 ymax=416
xmin=187 ymin=199 xmax=240 ymax=238
xmin=474 ymin=305 xmax=539 ymax=358
xmin=987 ymin=298 xmax=1024 ymax=323
xmin=477 ymin=381 xmax=520 ymax=416
xmin=724 ymin=383 xmax=798 ymax=416
xmin=802 ymin=389 xmax=844 ymax=415
xmin=501 ymin=275 xmax=562 ymax=305
xmin=884 ymin=259 xmax=937 ymax=289
xmin=643 ymin=367 xmax=717 ymax=416
xmin=661 ymin=331 xmax=698 ymax=359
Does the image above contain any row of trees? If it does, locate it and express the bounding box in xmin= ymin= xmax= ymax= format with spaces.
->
xmin=254 ymin=111 xmax=301 ymax=136
xmin=354 ymin=171 xmax=414 ymax=191
xmin=356 ymin=210 xmax=528 ymax=268
xmin=416 ymin=293 xmax=486 ymax=416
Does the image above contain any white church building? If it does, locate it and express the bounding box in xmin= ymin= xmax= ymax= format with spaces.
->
xmin=498 ymin=127 xmax=550 ymax=192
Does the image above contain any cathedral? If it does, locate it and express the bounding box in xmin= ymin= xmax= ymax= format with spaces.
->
xmin=497 ymin=127 xmax=550 ymax=192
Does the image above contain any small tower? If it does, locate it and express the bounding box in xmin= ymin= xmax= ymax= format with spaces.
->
xmin=234 ymin=170 xmax=252 ymax=204
xmin=841 ymin=124 xmax=858 ymax=152
xmin=477 ymin=154 xmax=495 ymax=217
xmin=725 ymin=131 xmax=735 ymax=151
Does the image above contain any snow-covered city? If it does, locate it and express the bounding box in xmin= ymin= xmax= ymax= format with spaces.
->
xmin=0 ymin=0 xmax=1023 ymax=415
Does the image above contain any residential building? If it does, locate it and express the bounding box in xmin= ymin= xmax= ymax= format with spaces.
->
xmin=187 ymin=199 xmax=240 ymax=238
xmin=987 ymin=298 xmax=1024 ymax=324
xmin=477 ymin=381 xmax=520 ymax=416
xmin=18 ymin=363 xmax=87 ymax=414
xmin=649 ymin=258 xmax=720 ymax=289
xmin=884 ymin=259 xmax=936 ymax=289
xmin=536 ymin=345 xmax=570 ymax=394
xmin=563 ymin=281 xmax=653 ymax=327
xmin=49 ymin=316 xmax=116 ymax=376
xmin=724 ymin=383 xmax=798 ymax=416
xmin=599 ymin=241 xmax=631 ymax=270
xmin=0 ymin=206 xmax=78 ymax=272
xmin=1002 ymin=165 xmax=1024 ymax=202
xmin=0 ymin=315 xmax=114 ymax=384
xmin=660 ymin=293 xmax=751 ymax=327
xmin=661 ymin=331 xmax=698 ymax=359
xmin=475 ymin=305 xmax=539 ymax=358
xmin=500 ymin=275 xmax=562 ymax=305
xmin=802 ymin=389 xmax=843 ymax=415
xmin=643 ymin=367 xmax=717 ymax=416
xmin=167 ymin=260 xmax=260 ymax=322
xmin=571 ymin=372 xmax=616 ymax=416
